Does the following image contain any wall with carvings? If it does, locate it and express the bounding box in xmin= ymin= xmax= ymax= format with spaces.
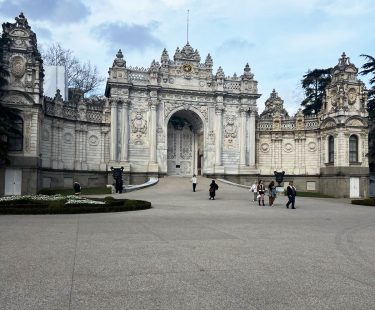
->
xmin=0 ymin=14 xmax=370 ymax=197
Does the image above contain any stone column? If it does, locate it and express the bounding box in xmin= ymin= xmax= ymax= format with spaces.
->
xmin=121 ymin=100 xmax=130 ymax=162
xmin=100 ymin=127 xmax=109 ymax=170
xmin=215 ymin=107 xmax=223 ymax=166
xmin=149 ymin=100 xmax=158 ymax=163
xmin=239 ymin=108 xmax=247 ymax=166
xmin=248 ymin=109 xmax=256 ymax=167
xmin=81 ymin=127 xmax=88 ymax=170
xmin=110 ymin=99 xmax=118 ymax=162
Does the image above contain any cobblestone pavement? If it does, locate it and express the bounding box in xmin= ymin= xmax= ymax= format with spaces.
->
xmin=1 ymin=176 xmax=375 ymax=310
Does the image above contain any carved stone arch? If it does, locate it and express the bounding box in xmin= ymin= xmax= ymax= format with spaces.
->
xmin=1 ymin=91 xmax=35 ymax=106
xmin=345 ymin=117 xmax=365 ymax=127
xmin=164 ymin=105 xmax=207 ymax=133
xmin=165 ymin=106 xmax=206 ymax=176
xmin=321 ymin=117 xmax=337 ymax=129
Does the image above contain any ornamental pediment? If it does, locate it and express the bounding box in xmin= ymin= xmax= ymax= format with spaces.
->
xmin=321 ymin=120 xmax=336 ymax=129
xmin=346 ymin=118 xmax=364 ymax=127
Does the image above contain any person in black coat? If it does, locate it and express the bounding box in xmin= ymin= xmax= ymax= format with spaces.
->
xmin=73 ymin=182 xmax=81 ymax=196
xmin=286 ymin=181 xmax=297 ymax=209
xmin=209 ymin=180 xmax=219 ymax=200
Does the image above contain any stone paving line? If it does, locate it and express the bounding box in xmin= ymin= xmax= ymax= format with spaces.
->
xmin=0 ymin=176 xmax=374 ymax=310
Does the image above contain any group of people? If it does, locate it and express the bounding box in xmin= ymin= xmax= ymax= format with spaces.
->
xmin=191 ymin=175 xmax=219 ymax=200
xmin=192 ymin=175 xmax=296 ymax=208
xmin=250 ymin=180 xmax=297 ymax=209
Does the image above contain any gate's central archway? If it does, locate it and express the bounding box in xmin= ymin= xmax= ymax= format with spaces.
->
xmin=167 ymin=110 xmax=204 ymax=176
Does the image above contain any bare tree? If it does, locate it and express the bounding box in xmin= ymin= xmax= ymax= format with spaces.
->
xmin=41 ymin=42 xmax=105 ymax=96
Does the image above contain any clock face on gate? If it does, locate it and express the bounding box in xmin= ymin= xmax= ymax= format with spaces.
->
xmin=183 ymin=64 xmax=192 ymax=73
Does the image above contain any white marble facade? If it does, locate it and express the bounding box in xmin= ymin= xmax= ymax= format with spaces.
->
xmin=0 ymin=14 xmax=370 ymax=197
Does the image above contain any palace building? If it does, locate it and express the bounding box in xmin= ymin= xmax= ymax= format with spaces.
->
xmin=0 ymin=14 xmax=369 ymax=198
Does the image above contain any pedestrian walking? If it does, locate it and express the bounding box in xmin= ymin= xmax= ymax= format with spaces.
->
xmin=268 ymin=181 xmax=277 ymax=207
xmin=209 ymin=180 xmax=219 ymax=200
xmin=73 ymin=181 xmax=81 ymax=196
xmin=249 ymin=183 xmax=257 ymax=202
xmin=191 ymin=174 xmax=197 ymax=192
xmin=257 ymin=180 xmax=265 ymax=206
xmin=286 ymin=181 xmax=297 ymax=209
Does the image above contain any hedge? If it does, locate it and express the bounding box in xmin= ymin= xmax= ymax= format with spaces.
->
xmin=351 ymin=198 xmax=375 ymax=206
xmin=0 ymin=196 xmax=151 ymax=214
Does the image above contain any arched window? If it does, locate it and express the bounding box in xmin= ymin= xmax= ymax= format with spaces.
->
xmin=7 ymin=116 xmax=23 ymax=151
xmin=328 ymin=136 xmax=334 ymax=163
xmin=349 ymin=135 xmax=358 ymax=163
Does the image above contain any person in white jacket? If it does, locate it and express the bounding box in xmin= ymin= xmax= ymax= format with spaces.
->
xmin=191 ymin=174 xmax=197 ymax=192
xmin=249 ymin=183 xmax=257 ymax=202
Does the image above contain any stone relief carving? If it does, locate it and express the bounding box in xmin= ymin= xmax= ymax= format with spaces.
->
xmin=24 ymin=113 xmax=32 ymax=152
xmin=283 ymin=143 xmax=293 ymax=153
xmin=42 ymin=130 xmax=49 ymax=141
xmin=63 ymin=133 xmax=73 ymax=144
xmin=88 ymin=135 xmax=99 ymax=146
xmin=260 ymin=143 xmax=270 ymax=153
xmin=224 ymin=115 xmax=238 ymax=138
xmin=346 ymin=119 xmax=363 ymax=127
xmin=11 ymin=56 xmax=26 ymax=78
xmin=4 ymin=95 xmax=29 ymax=105
xmin=322 ymin=120 xmax=336 ymax=129
xmin=308 ymin=142 xmax=317 ymax=152
xmin=131 ymin=111 xmax=147 ymax=144
xmin=157 ymin=127 xmax=165 ymax=144
xmin=207 ymin=130 xmax=215 ymax=145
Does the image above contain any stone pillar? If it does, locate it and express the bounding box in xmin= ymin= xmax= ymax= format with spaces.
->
xmin=215 ymin=107 xmax=223 ymax=166
xmin=74 ymin=123 xmax=87 ymax=170
xmin=239 ymin=108 xmax=247 ymax=166
xmin=149 ymin=100 xmax=158 ymax=163
xmin=81 ymin=128 xmax=88 ymax=170
xmin=110 ymin=99 xmax=118 ymax=162
xmin=249 ymin=109 xmax=256 ymax=167
xmin=121 ymin=100 xmax=130 ymax=162
xmin=194 ymin=133 xmax=198 ymax=175
xmin=100 ymin=127 xmax=109 ymax=170
xmin=51 ymin=120 xmax=63 ymax=169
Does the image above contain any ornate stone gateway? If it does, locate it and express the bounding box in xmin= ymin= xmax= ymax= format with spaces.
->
xmin=167 ymin=110 xmax=204 ymax=176
xmin=167 ymin=121 xmax=194 ymax=175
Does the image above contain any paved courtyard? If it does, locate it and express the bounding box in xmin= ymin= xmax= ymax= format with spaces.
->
xmin=0 ymin=176 xmax=374 ymax=310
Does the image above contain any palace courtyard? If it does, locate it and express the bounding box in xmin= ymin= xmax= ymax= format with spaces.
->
xmin=0 ymin=177 xmax=374 ymax=309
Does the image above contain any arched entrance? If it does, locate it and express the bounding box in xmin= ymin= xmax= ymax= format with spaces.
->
xmin=167 ymin=110 xmax=204 ymax=176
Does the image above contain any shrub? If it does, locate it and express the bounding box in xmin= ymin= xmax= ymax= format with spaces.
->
xmin=0 ymin=196 xmax=151 ymax=214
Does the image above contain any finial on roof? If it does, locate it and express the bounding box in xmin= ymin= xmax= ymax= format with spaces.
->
xmin=113 ymin=49 xmax=126 ymax=67
xmin=116 ymin=49 xmax=123 ymax=59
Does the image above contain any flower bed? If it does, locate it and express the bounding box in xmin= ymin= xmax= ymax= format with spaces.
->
xmin=0 ymin=195 xmax=151 ymax=214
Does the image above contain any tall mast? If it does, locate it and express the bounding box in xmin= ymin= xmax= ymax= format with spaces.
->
xmin=187 ymin=9 xmax=189 ymax=44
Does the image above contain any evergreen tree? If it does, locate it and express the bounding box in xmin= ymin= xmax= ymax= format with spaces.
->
xmin=360 ymin=54 xmax=375 ymax=172
xmin=360 ymin=54 xmax=375 ymax=118
xmin=0 ymin=35 xmax=21 ymax=166
xmin=301 ymin=68 xmax=332 ymax=115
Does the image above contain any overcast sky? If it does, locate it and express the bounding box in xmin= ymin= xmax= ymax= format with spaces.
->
xmin=0 ymin=0 xmax=374 ymax=114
